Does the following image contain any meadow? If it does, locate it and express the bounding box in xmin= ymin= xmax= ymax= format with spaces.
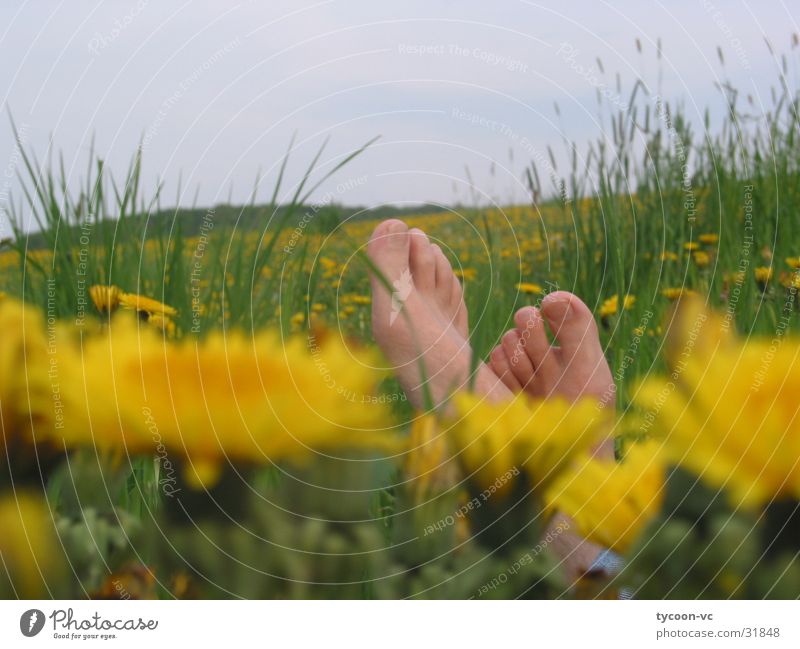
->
xmin=1 ymin=50 xmax=799 ymax=599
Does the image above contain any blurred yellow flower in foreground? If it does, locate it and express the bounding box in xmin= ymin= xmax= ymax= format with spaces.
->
xmin=405 ymin=414 xmax=456 ymax=502
xmin=449 ymin=393 xmax=612 ymax=494
xmin=0 ymin=298 xmax=79 ymax=459
xmin=57 ymin=317 xmax=395 ymax=487
xmin=0 ymin=492 xmax=62 ymax=597
xmin=545 ymin=442 xmax=665 ymax=552
xmin=635 ymin=299 xmax=800 ymax=509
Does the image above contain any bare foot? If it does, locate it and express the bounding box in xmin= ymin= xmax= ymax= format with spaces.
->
xmin=367 ymin=219 xmax=508 ymax=410
xmin=488 ymin=290 xmax=617 ymax=581
xmin=488 ymin=291 xmax=615 ymax=411
xmin=368 ymin=228 xmax=614 ymax=582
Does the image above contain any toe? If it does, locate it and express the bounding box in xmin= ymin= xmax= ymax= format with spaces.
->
xmin=451 ymin=277 xmax=468 ymax=337
xmin=449 ymin=275 xmax=463 ymax=309
xmin=489 ymin=345 xmax=522 ymax=392
xmin=540 ymin=291 xmax=604 ymax=366
xmin=367 ymin=219 xmax=410 ymax=289
xmin=431 ymin=243 xmax=454 ymax=304
xmin=500 ymin=329 xmax=535 ymax=388
xmin=514 ymin=306 xmax=559 ymax=377
xmin=409 ymin=228 xmax=436 ymax=292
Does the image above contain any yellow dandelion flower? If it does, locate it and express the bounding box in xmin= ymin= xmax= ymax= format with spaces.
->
xmin=0 ymin=298 xmax=79 ymax=463
xmin=779 ymin=271 xmax=800 ymax=290
xmin=318 ymin=257 xmax=339 ymax=278
xmin=0 ymin=492 xmax=62 ymax=597
xmin=544 ymin=441 xmax=665 ymax=553
xmin=56 ymin=318 xmax=396 ymax=487
xmin=754 ymin=266 xmax=773 ymax=288
xmin=182 ymin=458 xmax=224 ymax=491
xmin=683 ymin=242 xmax=700 ymax=252
xmin=515 ymin=282 xmax=543 ymax=295
xmin=698 ymin=233 xmax=719 ymax=245
xmin=405 ymin=415 xmax=456 ymax=502
xmin=725 ymin=271 xmax=746 ymax=284
xmin=147 ymin=312 xmax=176 ymax=336
xmin=348 ymin=295 xmax=371 ymax=306
xmin=785 ymin=257 xmax=800 ymax=270
xmin=449 ymin=393 xmax=612 ymax=493
xmin=599 ymin=294 xmax=636 ymax=319
xmin=661 ymin=287 xmax=697 ymax=301
xmin=454 ymin=268 xmax=477 ymax=281
xmin=89 ymin=285 xmax=122 ymax=314
xmin=660 ymin=251 xmax=679 ymax=262
xmin=634 ymin=298 xmax=800 ymax=509
xmin=119 ymin=292 xmax=177 ymax=317
xmin=692 ymin=251 xmax=710 ymax=268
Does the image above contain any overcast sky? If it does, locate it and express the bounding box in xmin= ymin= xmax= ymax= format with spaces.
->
xmin=0 ymin=0 xmax=796 ymax=229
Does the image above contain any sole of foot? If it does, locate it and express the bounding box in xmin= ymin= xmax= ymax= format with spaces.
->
xmin=367 ymin=219 xmax=510 ymax=410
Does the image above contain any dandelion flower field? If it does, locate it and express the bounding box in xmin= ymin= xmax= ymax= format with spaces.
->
xmin=1 ymin=62 xmax=800 ymax=600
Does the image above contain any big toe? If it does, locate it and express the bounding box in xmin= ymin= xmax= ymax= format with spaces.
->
xmin=540 ymin=291 xmax=604 ymax=366
xmin=368 ymin=219 xmax=411 ymax=289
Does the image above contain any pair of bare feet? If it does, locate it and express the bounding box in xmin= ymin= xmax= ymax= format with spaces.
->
xmin=367 ymin=219 xmax=614 ymax=413
xmin=366 ymin=218 xmax=616 ymax=582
